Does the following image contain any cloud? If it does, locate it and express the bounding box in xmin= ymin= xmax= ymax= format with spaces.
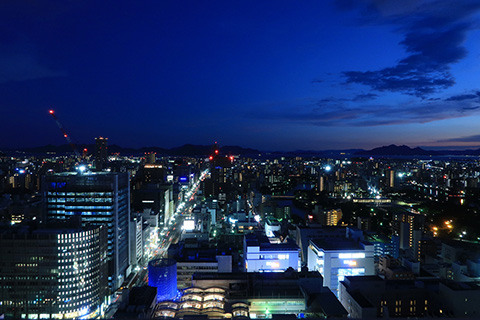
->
xmin=445 ymin=91 xmax=480 ymax=101
xmin=338 ymin=0 xmax=480 ymax=97
xmin=314 ymin=93 xmax=378 ymax=104
xmin=438 ymin=134 xmax=480 ymax=143
xmin=247 ymin=97 xmax=480 ymax=127
xmin=352 ymin=93 xmax=378 ymax=102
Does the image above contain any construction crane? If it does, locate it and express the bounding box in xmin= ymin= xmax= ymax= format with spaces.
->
xmin=48 ymin=109 xmax=81 ymax=157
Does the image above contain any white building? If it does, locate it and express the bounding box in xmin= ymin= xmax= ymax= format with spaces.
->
xmin=244 ymin=233 xmax=300 ymax=272
xmin=265 ymin=217 xmax=281 ymax=238
xmin=129 ymin=214 xmax=144 ymax=266
xmin=307 ymin=238 xmax=374 ymax=296
xmin=176 ymin=255 xmax=232 ymax=288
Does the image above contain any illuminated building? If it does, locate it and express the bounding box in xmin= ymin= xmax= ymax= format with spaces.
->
xmin=129 ymin=214 xmax=144 ymax=267
xmin=307 ymin=238 xmax=374 ymax=296
xmin=243 ymin=232 xmax=300 ymax=272
xmin=43 ymin=171 xmax=130 ymax=291
xmin=154 ymin=287 xmax=242 ymax=319
xmin=364 ymin=234 xmax=400 ymax=260
xmin=326 ymin=209 xmax=343 ymax=226
xmin=204 ymin=144 xmax=232 ymax=200
xmin=146 ymin=152 xmax=156 ymax=164
xmin=295 ymin=226 xmax=347 ymax=264
xmin=392 ymin=211 xmax=425 ymax=250
xmin=264 ymin=217 xmax=281 ymax=238
xmin=171 ymin=238 xmax=232 ymax=288
xmin=191 ymin=271 xmax=348 ymax=318
xmin=387 ymin=169 xmax=395 ymax=188
xmin=94 ymin=137 xmax=108 ymax=170
xmin=0 ymin=221 xmax=108 ymax=319
xmin=148 ymin=258 xmax=177 ymax=302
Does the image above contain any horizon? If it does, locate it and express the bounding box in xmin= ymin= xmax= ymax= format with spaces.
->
xmin=3 ymin=142 xmax=480 ymax=153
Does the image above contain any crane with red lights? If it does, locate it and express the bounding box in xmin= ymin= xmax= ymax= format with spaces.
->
xmin=48 ymin=109 xmax=81 ymax=157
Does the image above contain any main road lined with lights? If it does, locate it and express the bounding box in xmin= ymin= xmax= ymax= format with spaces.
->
xmin=155 ymin=168 xmax=209 ymax=256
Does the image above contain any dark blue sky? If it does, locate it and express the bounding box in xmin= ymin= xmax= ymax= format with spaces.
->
xmin=1 ymin=0 xmax=480 ymax=150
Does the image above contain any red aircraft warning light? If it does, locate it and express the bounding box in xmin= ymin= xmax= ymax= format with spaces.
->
xmin=215 ymin=150 xmax=219 ymax=154
xmin=209 ymin=156 xmax=213 ymax=160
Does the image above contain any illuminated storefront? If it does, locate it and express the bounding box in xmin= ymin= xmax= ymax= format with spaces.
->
xmin=154 ymin=287 xmax=243 ymax=319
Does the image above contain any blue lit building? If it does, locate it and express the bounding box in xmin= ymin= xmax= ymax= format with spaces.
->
xmin=148 ymin=258 xmax=177 ymax=301
xmin=43 ymin=171 xmax=130 ymax=291
xmin=243 ymin=232 xmax=300 ymax=272
xmin=365 ymin=234 xmax=400 ymax=260
xmin=307 ymin=238 xmax=375 ymax=297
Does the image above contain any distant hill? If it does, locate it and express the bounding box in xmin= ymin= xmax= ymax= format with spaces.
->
xmin=3 ymin=143 xmax=480 ymax=158
xmin=355 ymin=144 xmax=439 ymax=156
xmin=2 ymin=144 xmax=261 ymax=157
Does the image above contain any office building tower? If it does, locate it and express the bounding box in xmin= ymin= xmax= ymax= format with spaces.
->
xmin=387 ymin=169 xmax=395 ymax=188
xmin=95 ymin=137 xmax=108 ymax=170
xmin=0 ymin=221 xmax=108 ymax=319
xmin=146 ymin=152 xmax=156 ymax=164
xmin=326 ymin=209 xmax=343 ymax=226
xmin=392 ymin=211 xmax=425 ymax=250
xmin=43 ymin=171 xmax=130 ymax=290
xmin=307 ymin=238 xmax=375 ymax=297
xmin=129 ymin=214 xmax=144 ymax=267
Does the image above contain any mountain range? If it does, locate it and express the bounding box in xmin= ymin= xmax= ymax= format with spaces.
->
xmin=2 ymin=144 xmax=480 ymax=157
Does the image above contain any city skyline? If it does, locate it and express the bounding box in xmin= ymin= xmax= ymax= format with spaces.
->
xmin=1 ymin=1 xmax=480 ymax=150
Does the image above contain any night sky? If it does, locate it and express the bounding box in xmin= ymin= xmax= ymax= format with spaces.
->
xmin=1 ymin=0 xmax=480 ymax=151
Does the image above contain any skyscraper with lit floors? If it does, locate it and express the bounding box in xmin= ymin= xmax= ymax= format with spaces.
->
xmin=42 ymin=171 xmax=130 ymax=291
xmin=0 ymin=221 xmax=108 ymax=319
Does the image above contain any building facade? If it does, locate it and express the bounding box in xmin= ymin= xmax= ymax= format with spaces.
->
xmin=244 ymin=233 xmax=300 ymax=272
xmin=43 ymin=172 xmax=130 ymax=290
xmin=0 ymin=223 xmax=108 ymax=319
xmin=307 ymin=238 xmax=375 ymax=296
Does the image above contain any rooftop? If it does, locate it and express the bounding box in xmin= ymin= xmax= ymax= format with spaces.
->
xmin=310 ymin=238 xmax=366 ymax=251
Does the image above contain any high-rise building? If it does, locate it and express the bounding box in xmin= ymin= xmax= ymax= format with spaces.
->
xmin=42 ymin=171 xmax=130 ymax=290
xmin=146 ymin=152 xmax=156 ymax=164
xmin=95 ymin=137 xmax=108 ymax=170
xmin=326 ymin=209 xmax=343 ymax=226
xmin=0 ymin=221 xmax=108 ymax=319
xmin=387 ymin=169 xmax=395 ymax=188
xmin=392 ymin=211 xmax=425 ymax=250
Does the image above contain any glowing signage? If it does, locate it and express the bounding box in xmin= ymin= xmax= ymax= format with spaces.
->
xmin=343 ymin=260 xmax=357 ymax=266
xmin=266 ymin=261 xmax=280 ymax=268
xmin=338 ymin=253 xmax=365 ymax=259
xmin=183 ymin=219 xmax=195 ymax=231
